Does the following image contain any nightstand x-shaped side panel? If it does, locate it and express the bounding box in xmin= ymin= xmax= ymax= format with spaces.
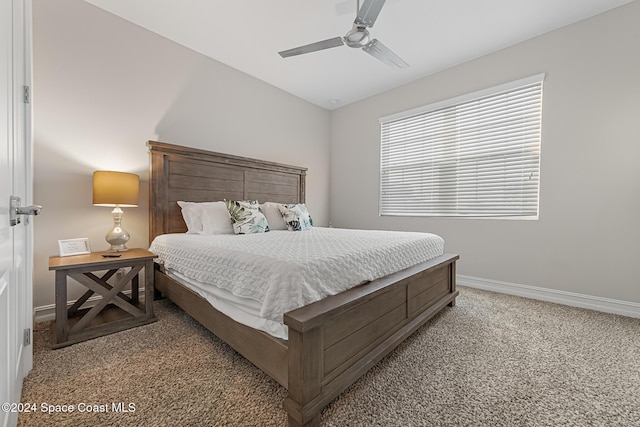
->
xmin=67 ymin=269 xmax=118 ymax=316
xmin=67 ymin=265 xmax=145 ymax=334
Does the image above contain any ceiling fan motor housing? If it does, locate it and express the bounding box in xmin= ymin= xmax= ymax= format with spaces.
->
xmin=344 ymin=26 xmax=370 ymax=48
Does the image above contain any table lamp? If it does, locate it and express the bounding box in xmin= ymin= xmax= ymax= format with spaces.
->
xmin=92 ymin=171 xmax=139 ymax=251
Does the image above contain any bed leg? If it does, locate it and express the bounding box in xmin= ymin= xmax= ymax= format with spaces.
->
xmin=284 ymin=326 xmax=323 ymax=427
xmin=288 ymin=413 xmax=320 ymax=427
xmin=448 ymin=261 xmax=457 ymax=307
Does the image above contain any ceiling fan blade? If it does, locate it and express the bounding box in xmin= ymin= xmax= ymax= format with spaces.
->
xmin=362 ymin=39 xmax=409 ymax=68
xmin=278 ymin=37 xmax=344 ymax=58
xmin=354 ymin=0 xmax=387 ymax=28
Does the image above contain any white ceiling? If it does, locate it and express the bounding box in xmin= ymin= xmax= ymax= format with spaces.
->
xmin=83 ymin=0 xmax=634 ymax=110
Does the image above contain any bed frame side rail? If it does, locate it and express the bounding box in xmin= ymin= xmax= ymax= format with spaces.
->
xmin=154 ymin=267 xmax=289 ymax=387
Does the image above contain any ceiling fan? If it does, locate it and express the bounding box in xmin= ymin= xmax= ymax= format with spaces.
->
xmin=278 ymin=0 xmax=408 ymax=68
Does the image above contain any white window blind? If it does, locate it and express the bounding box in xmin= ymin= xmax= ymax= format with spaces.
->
xmin=379 ymin=74 xmax=544 ymax=219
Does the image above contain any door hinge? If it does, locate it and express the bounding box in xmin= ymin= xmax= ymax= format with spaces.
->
xmin=24 ymin=328 xmax=31 ymax=346
xmin=23 ymin=86 xmax=30 ymax=104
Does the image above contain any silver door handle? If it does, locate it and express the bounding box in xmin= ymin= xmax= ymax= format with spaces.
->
xmin=9 ymin=195 xmax=43 ymax=226
xmin=16 ymin=205 xmax=42 ymax=216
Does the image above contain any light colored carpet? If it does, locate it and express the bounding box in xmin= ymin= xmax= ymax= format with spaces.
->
xmin=19 ymin=287 xmax=640 ymax=426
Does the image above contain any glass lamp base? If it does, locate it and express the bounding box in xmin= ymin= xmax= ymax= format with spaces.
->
xmin=105 ymin=207 xmax=130 ymax=251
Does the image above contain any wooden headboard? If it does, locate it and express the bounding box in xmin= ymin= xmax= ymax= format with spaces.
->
xmin=148 ymin=141 xmax=307 ymax=244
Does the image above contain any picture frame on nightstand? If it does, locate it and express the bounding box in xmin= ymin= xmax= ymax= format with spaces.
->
xmin=58 ymin=238 xmax=91 ymax=257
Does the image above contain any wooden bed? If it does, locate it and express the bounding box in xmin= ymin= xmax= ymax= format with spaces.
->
xmin=147 ymin=140 xmax=459 ymax=426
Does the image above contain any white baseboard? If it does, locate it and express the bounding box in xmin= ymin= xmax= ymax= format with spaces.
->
xmin=457 ymin=275 xmax=640 ymax=319
xmin=34 ymin=288 xmax=145 ymax=323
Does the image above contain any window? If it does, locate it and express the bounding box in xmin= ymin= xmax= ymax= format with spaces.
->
xmin=379 ymin=74 xmax=544 ymax=219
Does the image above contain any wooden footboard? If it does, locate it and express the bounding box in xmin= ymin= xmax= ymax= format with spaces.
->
xmin=283 ymin=253 xmax=458 ymax=427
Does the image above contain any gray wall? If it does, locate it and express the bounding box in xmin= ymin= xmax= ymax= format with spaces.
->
xmin=330 ymin=1 xmax=640 ymax=304
xmin=32 ymin=0 xmax=331 ymax=312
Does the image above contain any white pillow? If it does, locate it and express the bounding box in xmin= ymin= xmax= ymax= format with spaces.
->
xmin=177 ymin=201 xmax=233 ymax=235
xmin=261 ymin=202 xmax=287 ymax=230
xmin=200 ymin=201 xmax=234 ymax=235
xmin=177 ymin=201 xmax=203 ymax=234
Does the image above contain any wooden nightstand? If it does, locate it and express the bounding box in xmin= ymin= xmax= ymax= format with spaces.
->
xmin=48 ymin=248 xmax=157 ymax=349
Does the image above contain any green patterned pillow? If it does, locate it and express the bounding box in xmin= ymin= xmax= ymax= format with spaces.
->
xmin=277 ymin=203 xmax=313 ymax=231
xmin=224 ymin=200 xmax=270 ymax=234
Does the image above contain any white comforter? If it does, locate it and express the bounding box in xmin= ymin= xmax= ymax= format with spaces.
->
xmin=149 ymin=227 xmax=444 ymax=323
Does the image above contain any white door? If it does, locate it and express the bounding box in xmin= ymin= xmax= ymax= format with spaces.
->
xmin=1 ymin=1 xmax=33 ymax=427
